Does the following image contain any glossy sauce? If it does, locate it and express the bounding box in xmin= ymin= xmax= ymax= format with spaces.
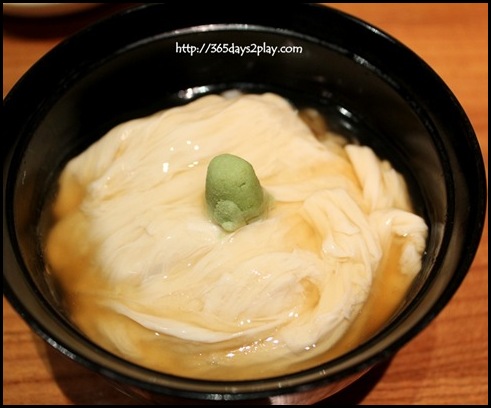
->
xmin=42 ymin=93 xmax=427 ymax=380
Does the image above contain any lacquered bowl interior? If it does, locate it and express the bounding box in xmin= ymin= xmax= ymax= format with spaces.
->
xmin=3 ymin=3 xmax=487 ymax=402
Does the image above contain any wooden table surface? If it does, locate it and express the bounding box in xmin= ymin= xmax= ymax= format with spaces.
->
xmin=3 ymin=3 xmax=488 ymax=405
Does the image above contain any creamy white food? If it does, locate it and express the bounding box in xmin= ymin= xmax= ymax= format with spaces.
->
xmin=45 ymin=92 xmax=428 ymax=379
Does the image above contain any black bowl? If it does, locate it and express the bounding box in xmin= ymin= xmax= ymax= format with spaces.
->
xmin=3 ymin=3 xmax=487 ymax=404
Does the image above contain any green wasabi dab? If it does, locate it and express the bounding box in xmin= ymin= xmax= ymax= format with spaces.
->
xmin=205 ymin=153 xmax=267 ymax=232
